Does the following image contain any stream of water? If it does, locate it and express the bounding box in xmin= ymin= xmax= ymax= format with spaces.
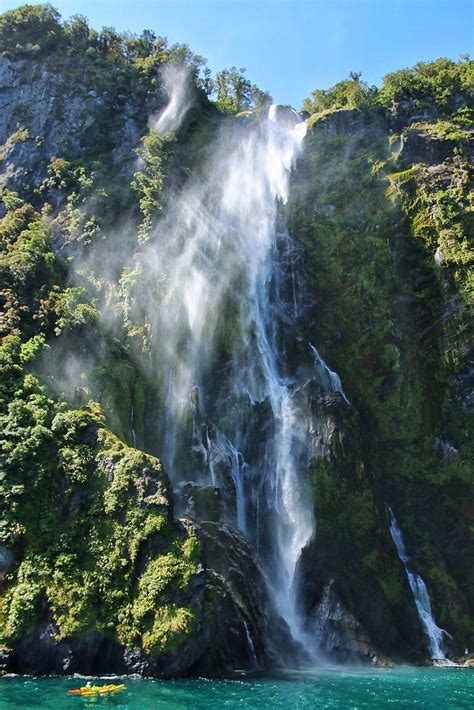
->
xmin=389 ymin=509 xmax=449 ymax=659
xmin=142 ymin=104 xmax=317 ymax=645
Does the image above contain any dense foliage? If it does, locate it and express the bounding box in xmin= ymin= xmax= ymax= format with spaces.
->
xmin=290 ymin=88 xmax=473 ymax=646
xmin=303 ymin=57 xmax=474 ymax=118
xmin=302 ymin=72 xmax=377 ymax=114
xmin=213 ymin=67 xmax=272 ymax=114
xmin=0 ymin=195 xmax=200 ymax=654
xmin=0 ymin=3 xmax=204 ymax=75
xmin=0 ymin=2 xmax=472 ymax=669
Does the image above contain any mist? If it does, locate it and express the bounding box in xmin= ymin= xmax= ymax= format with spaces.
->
xmin=153 ymin=64 xmax=195 ymax=135
xmin=60 ymin=72 xmax=347 ymax=656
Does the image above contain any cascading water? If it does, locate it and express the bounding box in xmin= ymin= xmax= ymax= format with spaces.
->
xmin=310 ymin=344 xmax=351 ymax=404
xmin=140 ymin=101 xmax=318 ymax=649
xmin=129 ymin=404 xmax=137 ymax=448
xmin=243 ymin=619 xmax=259 ymax=669
xmin=389 ymin=509 xmax=449 ymax=659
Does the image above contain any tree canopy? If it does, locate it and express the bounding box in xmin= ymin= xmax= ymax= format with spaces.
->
xmin=303 ymin=57 xmax=473 ymax=118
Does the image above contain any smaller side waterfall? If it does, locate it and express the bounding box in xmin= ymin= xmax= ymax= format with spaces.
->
xmin=243 ymin=619 xmax=259 ymax=669
xmin=130 ymin=404 xmax=137 ymax=448
xmin=214 ymin=432 xmax=247 ymax=534
xmin=389 ymin=509 xmax=449 ymax=659
xmin=310 ymin=344 xmax=350 ymax=404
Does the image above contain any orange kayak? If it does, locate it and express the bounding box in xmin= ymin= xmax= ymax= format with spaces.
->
xmin=67 ymin=683 xmax=125 ymax=696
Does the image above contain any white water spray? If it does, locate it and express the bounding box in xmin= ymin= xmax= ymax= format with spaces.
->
xmin=389 ymin=509 xmax=449 ymax=659
xmin=153 ymin=64 xmax=194 ymax=135
xmin=138 ymin=103 xmax=316 ymax=647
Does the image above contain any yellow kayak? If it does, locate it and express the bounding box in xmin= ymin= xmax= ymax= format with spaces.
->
xmin=68 ymin=683 xmax=125 ymax=696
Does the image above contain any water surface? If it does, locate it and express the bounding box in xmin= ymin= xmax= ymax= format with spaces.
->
xmin=1 ymin=667 xmax=473 ymax=709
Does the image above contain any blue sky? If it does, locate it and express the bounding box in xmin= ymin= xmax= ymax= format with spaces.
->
xmin=1 ymin=0 xmax=472 ymax=107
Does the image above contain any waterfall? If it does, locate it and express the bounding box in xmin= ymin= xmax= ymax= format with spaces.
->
xmin=243 ymin=619 xmax=259 ymax=669
xmin=130 ymin=404 xmax=137 ymax=448
xmin=214 ymin=432 xmax=247 ymax=533
xmin=310 ymin=344 xmax=350 ymax=404
xmin=139 ymin=103 xmax=317 ymax=649
xmin=389 ymin=509 xmax=448 ymax=659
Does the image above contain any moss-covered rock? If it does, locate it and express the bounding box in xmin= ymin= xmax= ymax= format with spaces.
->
xmin=289 ymin=103 xmax=473 ymax=655
xmin=0 ymin=10 xmax=472 ymax=669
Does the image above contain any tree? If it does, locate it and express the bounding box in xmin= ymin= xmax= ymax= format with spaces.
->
xmin=302 ymin=73 xmax=377 ymax=115
xmin=63 ymin=14 xmax=98 ymax=50
xmin=131 ymin=130 xmax=176 ymax=241
xmin=214 ymin=67 xmax=271 ymax=113
xmin=378 ymin=57 xmax=474 ymax=115
xmin=97 ymin=26 xmax=124 ymax=61
xmin=201 ymin=67 xmax=214 ymax=96
xmin=0 ymin=3 xmax=64 ymax=53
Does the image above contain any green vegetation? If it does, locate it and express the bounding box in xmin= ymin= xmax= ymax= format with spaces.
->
xmin=303 ymin=72 xmax=377 ymax=115
xmin=0 ymin=3 xmax=63 ymax=54
xmin=387 ymin=159 xmax=472 ymax=314
xmin=0 ymin=335 xmax=200 ymax=652
xmin=132 ymin=130 xmax=176 ymax=241
xmin=0 ymin=129 xmax=30 ymax=162
xmin=379 ymin=57 xmax=474 ymax=115
xmin=303 ymin=57 xmax=473 ymax=119
xmin=290 ymin=80 xmax=473 ymax=647
xmin=213 ymin=67 xmax=272 ymax=114
xmin=0 ymin=4 xmax=269 ymax=117
xmin=0 ymin=3 xmax=204 ymax=76
xmin=0 ymin=163 xmax=200 ymax=659
xmin=0 ymin=2 xmax=472 ymax=665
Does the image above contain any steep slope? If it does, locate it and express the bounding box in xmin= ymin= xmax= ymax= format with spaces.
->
xmin=0 ymin=6 xmax=472 ymax=673
xmin=289 ymin=100 xmax=473 ymax=658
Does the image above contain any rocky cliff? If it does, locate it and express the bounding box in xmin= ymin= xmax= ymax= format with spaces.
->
xmin=0 ymin=5 xmax=472 ymax=675
xmin=289 ymin=102 xmax=473 ymax=660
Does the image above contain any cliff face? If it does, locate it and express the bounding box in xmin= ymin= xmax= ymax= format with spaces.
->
xmin=288 ymin=106 xmax=473 ymax=660
xmin=0 ymin=45 xmax=295 ymax=675
xmin=0 ymin=54 xmax=148 ymax=197
xmin=0 ymin=11 xmax=473 ymax=674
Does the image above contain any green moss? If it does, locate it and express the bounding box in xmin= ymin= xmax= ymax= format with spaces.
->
xmin=1 ymin=338 xmax=201 ymax=655
xmin=307 ymin=106 xmax=353 ymax=127
xmin=290 ymin=106 xmax=473 ymax=644
xmin=0 ymin=28 xmax=472 ymax=658
xmin=0 ymin=556 xmax=47 ymax=643
xmin=413 ymin=120 xmax=472 ymax=142
xmin=117 ymin=530 xmax=200 ymax=652
xmin=0 ymin=128 xmax=30 ymax=162
xmin=141 ymin=606 xmax=196 ymax=655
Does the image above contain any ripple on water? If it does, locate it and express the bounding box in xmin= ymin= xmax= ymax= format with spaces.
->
xmin=0 ymin=668 xmax=473 ymax=709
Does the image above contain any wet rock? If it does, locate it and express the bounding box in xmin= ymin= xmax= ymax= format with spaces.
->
xmin=0 ymin=648 xmax=11 ymax=676
xmin=295 ymin=383 xmax=428 ymax=663
xmin=311 ymin=108 xmax=385 ymax=137
xmin=0 ymin=546 xmax=13 ymax=578
xmin=388 ymin=100 xmax=438 ymax=132
xmin=308 ymin=581 xmax=390 ymax=664
xmin=270 ymin=104 xmax=301 ymax=127
xmin=434 ymin=437 xmax=458 ymax=465
xmin=11 ymin=621 xmax=104 ymax=675
xmin=5 ymin=519 xmax=298 ymax=677
xmin=398 ymin=128 xmax=459 ymax=168
xmin=456 ymin=653 xmax=474 ymax=667
xmin=196 ymin=521 xmax=303 ymax=672
xmin=174 ymin=481 xmax=223 ymax=522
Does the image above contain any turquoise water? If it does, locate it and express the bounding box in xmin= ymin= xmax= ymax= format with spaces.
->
xmin=1 ymin=668 xmax=472 ymax=709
